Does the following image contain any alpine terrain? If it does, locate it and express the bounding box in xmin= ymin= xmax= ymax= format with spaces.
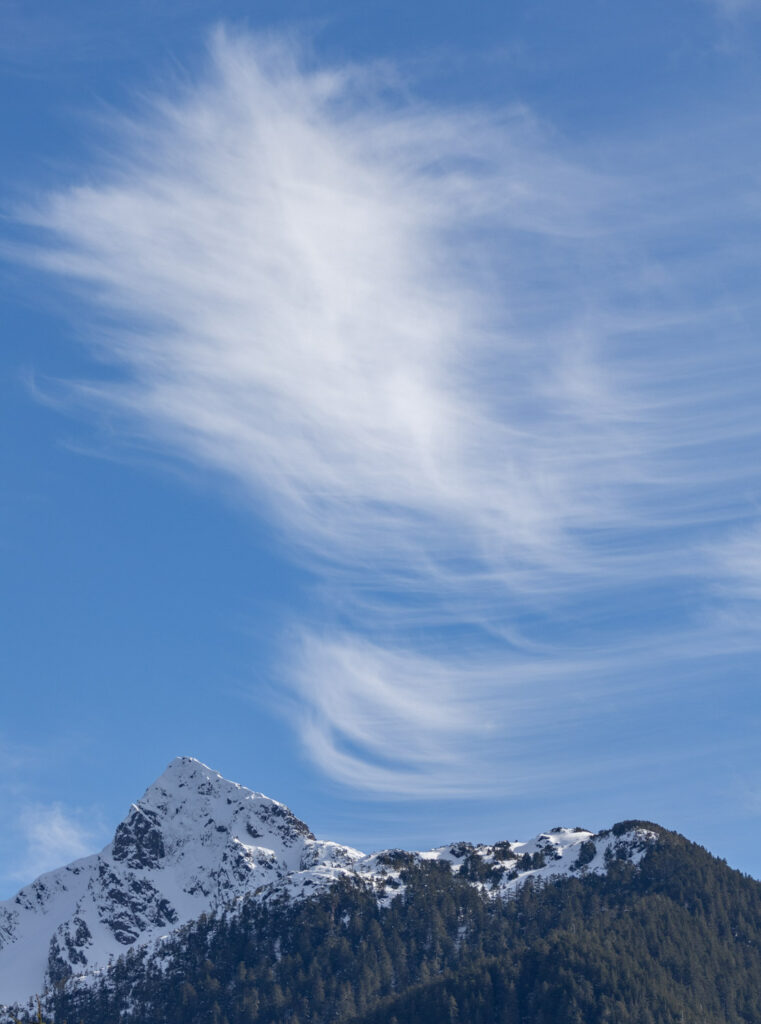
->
xmin=3 ymin=757 xmax=761 ymax=1024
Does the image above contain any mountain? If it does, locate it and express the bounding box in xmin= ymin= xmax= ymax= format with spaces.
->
xmin=39 ymin=827 xmax=761 ymax=1024
xmin=0 ymin=757 xmax=654 ymax=1012
xmin=0 ymin=757 xmax=358 ymax=1006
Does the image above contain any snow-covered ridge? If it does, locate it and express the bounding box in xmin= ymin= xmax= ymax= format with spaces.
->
xmin=0 ymin=757 xmax=657 ymax=1008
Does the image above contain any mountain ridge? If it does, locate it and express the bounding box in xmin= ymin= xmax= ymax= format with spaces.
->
xmin=31 ymin=817 xmax=761 ymax=1024
xmin=0 ymin=756 xmax=655 ymax=1009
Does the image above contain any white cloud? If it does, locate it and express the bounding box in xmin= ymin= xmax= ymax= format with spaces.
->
xmin=708 ymin=0 xmax=761 ymax=16
xmin=9 ymin=803 xmax=97 ymax=883
xmin=285 ymin=632 xmax=657 ymax=796
xmin=710 ymin=523 xmax=761 ymax=601
xmin=23 ymin=30 xmax=633 ymax=586
xmin=17 ymin=30 xmax=761 ymax=795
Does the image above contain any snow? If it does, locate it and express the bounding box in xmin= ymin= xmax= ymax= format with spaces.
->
xmin=0 ymin=757 xmax=658 ymax=1009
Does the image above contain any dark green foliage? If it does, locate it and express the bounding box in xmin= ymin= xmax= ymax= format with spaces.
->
xmin=516 ymin=851 xmax=546 ymax=872
xmin=572 ymin=839 xmax=596 ymax=869
xmin=37 ymin=824 xmax=761 ymax=1024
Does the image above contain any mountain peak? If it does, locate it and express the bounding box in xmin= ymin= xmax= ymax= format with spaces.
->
xmin=134 ymin=756 xmax=315 ymax=847
xmin=157 ymin=754 xmax=236 ymax=782
xmin=0 ymin=759 xmax=333 ymax=1005
xmin=143 ymin=755 xmax=254 ymax=803
xmin=163 ymin=753 xmax=216 ymax=776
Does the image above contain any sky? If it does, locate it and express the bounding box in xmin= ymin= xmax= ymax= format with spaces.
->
xmin=3 ymin=0 xmax=761 ymax=895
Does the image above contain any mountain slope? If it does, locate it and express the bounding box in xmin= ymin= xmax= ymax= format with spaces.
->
xmin=0 ymin=757 xmax=653 ymax=1009
xmin=0 ymin=757 xmax=361 ymax=1006
xmin=40 ymin=827 xmax=761 ymax=1024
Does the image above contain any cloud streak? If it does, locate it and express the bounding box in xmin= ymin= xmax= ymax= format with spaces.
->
xmin=17 ymin=29 xmax=761 ymax=794
xmin=707 ymin=0 xmax=761 ymax=17
xmin=7 ymin=803 xmax=98 ymax=884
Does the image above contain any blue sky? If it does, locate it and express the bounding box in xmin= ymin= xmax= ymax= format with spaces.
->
xmin=3 ymin=0 xmax=761 ymax=895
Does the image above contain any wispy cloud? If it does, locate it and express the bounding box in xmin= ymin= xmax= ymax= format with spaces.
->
xmin=15 ymin=29 xmax=761 ymax=795
xmin=709 ymin=523 xmax=761 ymax=602
xmin=0 ymin=741 xmax=107 ymax=892
xmin=706 ymin=0 xmax=761 ymax=17
xmin=7 ymin=803 xmax=98 ymax=883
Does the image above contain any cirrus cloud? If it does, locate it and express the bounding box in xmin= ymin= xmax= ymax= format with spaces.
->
xmin=15 ymin=29 xmax=761 ymax=795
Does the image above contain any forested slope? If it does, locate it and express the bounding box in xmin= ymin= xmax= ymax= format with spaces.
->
xmin=32 ymin=823 xmax=761 ymax=1024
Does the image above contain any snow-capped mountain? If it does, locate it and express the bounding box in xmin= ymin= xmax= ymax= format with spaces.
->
xmin=0 ymin=757 xmax=655 ymax=1008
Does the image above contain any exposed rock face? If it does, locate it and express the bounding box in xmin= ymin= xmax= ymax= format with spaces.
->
xmin=112 ymin=806 xmax=166 ymax=869
xmin=0 ymin=757 xmax=655 ymax=1008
